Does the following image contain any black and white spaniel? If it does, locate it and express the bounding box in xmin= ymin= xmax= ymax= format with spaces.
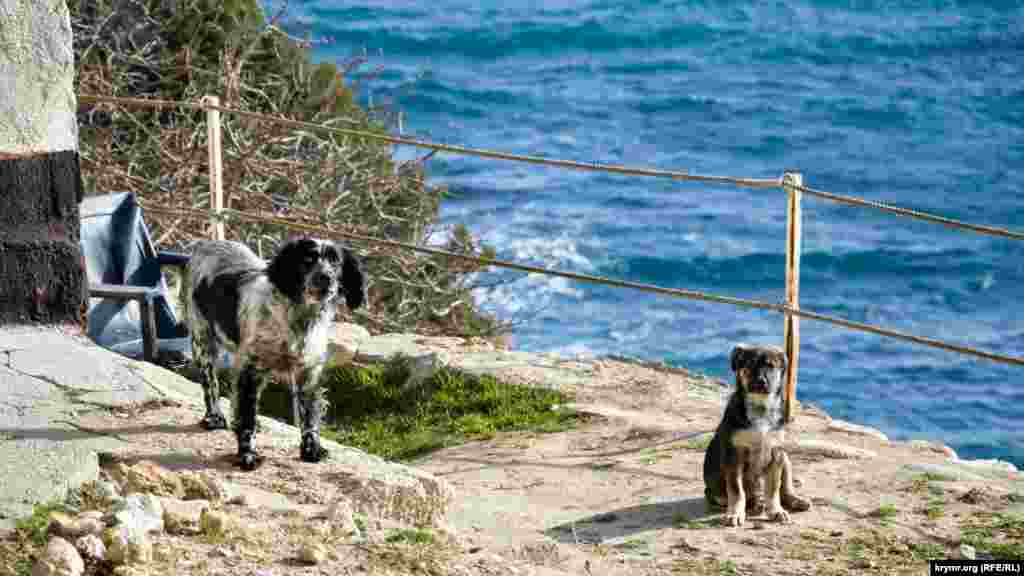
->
xmin=186 ymin=237 xmax=365 ymax=470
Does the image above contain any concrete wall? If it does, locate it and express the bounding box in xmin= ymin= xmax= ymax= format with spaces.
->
xmin=0 ymin=0 xmax=79 ymax=154
xmin=0 ymin=0 xmax=84 ymax=325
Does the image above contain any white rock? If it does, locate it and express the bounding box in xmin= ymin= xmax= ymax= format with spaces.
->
xmin=31 ymin=537 xmax=84 ymax=576
xmin=960 ymin=544 xmax=976 ymax=560
xmin=74 ymin=534 xmax=106 ymax=562
xmin=112 ymin=494 xmax=164 ymax=535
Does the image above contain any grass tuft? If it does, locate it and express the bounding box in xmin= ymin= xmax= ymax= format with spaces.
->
xmin=385 ymin=528 xmax=436 ymax=545
xmin=260 ymin=357 xmax=580 ymax=461
xmin=924 ymin=497 xmax=946 ymax=520
xmin=960 ymin=512 xmax=1024 ymax=560
xmin=871 ymin=503 xmax=898 ymax=524
xmin=782 ymin=527 xmax=949 ymax=576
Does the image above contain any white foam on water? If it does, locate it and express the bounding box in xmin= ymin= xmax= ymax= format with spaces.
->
xmin=548 ymin=341 xmax=600 ymax=360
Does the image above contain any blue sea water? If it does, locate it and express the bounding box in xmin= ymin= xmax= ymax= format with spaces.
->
xmin=279 ymin=1 xmax=1024 ymax=467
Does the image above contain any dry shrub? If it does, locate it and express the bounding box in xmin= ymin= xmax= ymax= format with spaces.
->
xmin=70 ymin=0 xmax=506 ymax=337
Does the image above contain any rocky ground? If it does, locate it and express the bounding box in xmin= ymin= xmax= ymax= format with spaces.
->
xmin=5 ymin=327 xmax=1023 ymax=576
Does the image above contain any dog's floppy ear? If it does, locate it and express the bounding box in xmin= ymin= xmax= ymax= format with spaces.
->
xmin=267 ymin=237 xmax=317 ymax=304
xmin=340 ymin=247 xmax=366 ymax=311
xmin=730 ymin=345 xmax=751 ymax=373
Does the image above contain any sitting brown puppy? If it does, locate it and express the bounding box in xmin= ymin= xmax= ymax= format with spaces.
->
xmin=703 ymin=344 xmax=811 ymax=526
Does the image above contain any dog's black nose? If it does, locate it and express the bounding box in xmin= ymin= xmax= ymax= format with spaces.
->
xmin=751 ymin=373 xmax=771 ymax=393
xmin=314 ymin=272 xmax=332 ymax=292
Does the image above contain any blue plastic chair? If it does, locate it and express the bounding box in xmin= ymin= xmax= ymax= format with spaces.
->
xmin=79 ymin=192 xmax=191 ymax=364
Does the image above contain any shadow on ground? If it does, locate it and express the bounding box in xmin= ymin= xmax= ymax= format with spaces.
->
xmin=544 ymin=496 xmax=711 ymax=544
xmin=0 ymin=423 xmax=198 ymax=442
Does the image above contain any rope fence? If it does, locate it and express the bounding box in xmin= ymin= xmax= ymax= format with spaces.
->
xmin=138 ymin=202 xmax=1024 ymax=369
xmin=77 ymin=91 xmax=1024 ymax=423
xmin=79 ymin=93 xmax=1024 ymax=241
xmin=77 ymin=95 xmax=781 ymax=189
xmin=792 ymin=183 xmax=1024 ymax=241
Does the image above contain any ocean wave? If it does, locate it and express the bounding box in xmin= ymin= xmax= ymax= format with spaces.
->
xmin=303 ymin=0 xmax=1024 ymax=468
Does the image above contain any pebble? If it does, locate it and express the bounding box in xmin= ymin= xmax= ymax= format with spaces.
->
xmin=31 ymin=537 xmax=84 ymax=576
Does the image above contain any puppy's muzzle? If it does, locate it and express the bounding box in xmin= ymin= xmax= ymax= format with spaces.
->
xmin=314 ymin=272 xmax=333 ymax=292
xmin=307 ymin=271 xmax=336 ymax=300
xmin=749 ymin=374 xmax=772 ymax=395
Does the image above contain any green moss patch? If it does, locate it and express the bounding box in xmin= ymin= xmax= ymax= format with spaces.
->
xmin=260 ymin=356 xmax=580 ymax=461
xmin=0 ymin=500 xmax=73 ymax=576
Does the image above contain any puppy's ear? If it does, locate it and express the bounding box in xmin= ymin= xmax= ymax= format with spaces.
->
xmin=730 ymin=345 xmax=751 ymax=373
xmin=267 ymin=238 xmax=316 ymax=304
xmin=341 ymin=247 xmax=366 ymax=311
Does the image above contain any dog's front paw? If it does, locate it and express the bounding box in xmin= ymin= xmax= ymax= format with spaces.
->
xmin=200 ymin=412 xmax=228 ymax=430
xmin=783 ymin=493 xmax=812 ymax=512
xmin=237 ymin=451 xmax=264 ymax=471
xmin=300 ymin=434 xmax=329 ymax=463
xmin=767 ymin=506 xmax=791 ymax=524
xmin=724 ymin=510 xmax=746 ymax=527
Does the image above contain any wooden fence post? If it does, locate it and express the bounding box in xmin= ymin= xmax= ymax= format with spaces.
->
xmin=783 ymin=171 xmax=803 ymax=423
xmin=202 ymin=95 xmax=225 ymax=241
